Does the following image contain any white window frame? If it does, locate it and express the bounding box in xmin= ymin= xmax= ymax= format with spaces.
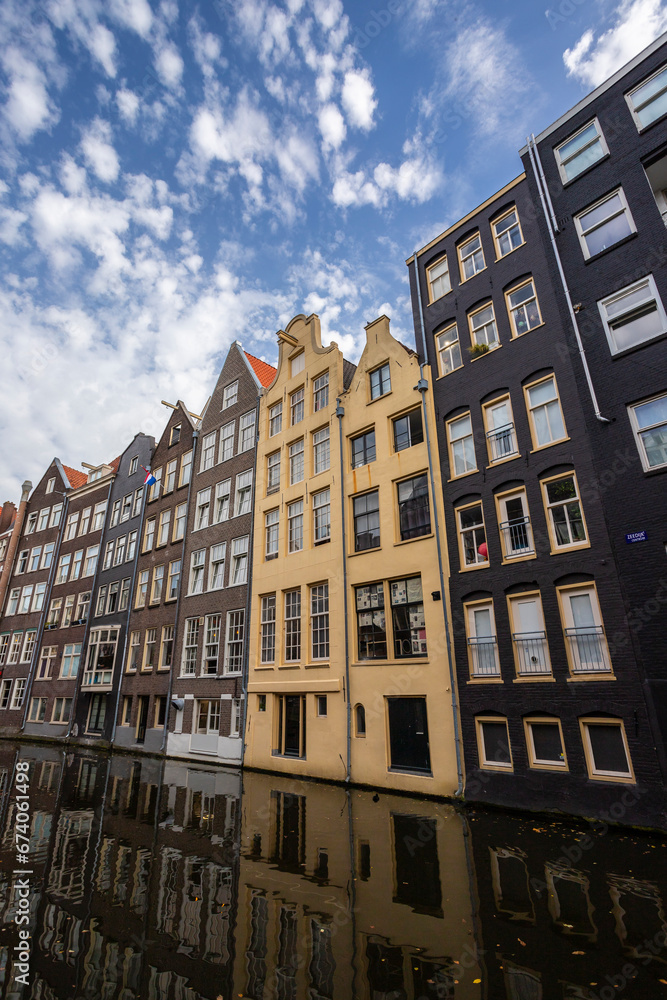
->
xmin=239 ymin=411 xmax=256 ymax=452
xmin=289 ymin=439 xmax=304 ymax=485
xmin=626 ymin=62 xmax=667 ymax=131
xmin=222 ymin=380 xmax=238 ymax=409
xmin=288 ymin=500 xmax=304 ymax=553
xmin=10 ymin=679 xmax=27 ymax=711
xmin=234 ymin=470 xmax=253 ymax=516
xmin=554 ymin=117 xmax=608 ymax=183
xmin=208 ymin=542 xmax=226 ymax=590
xmin=435 ymin=323 xmax=462 ymax=377
xmin=313 ymin=426 xmax=330 ymax=474
xmin=313 ymin=488 xmax=330 ymax=543
xmin=465 ymin=600 xmax=500 ymax=678
xmin=628 ymin=392 xmax=667 ymax=471
xmin=189 ymin=550 xmax=205 ymax=595
xmin=598 ymin=275 xmax=667 ymax=355
xmin=524 ymin=375 xmax=568 ymax=450
xmin=265 ymin=509 xmax=279 ymax=560
xmin=574 ymin=188 xmax=636 ymax=260
xmin=195 ymin=488 xmax=211 ymax=530
xmin=269 ymin=401 xmax=282 ymax=436
xmin=267 ymin=450 xmax=281 ymax=493
xmin=224 ymin=609 xmax=244 ymax=674
xmin=506 ymin=279 xmax=542 ymax=337
xmin=200 ymin=432 xmax=216 ymax=472
xmin=446 ymin=412 xmax=477 ymax=478
xmin=230 ymin=536 xmax=249 ymax=585
xmin=492 ymin=207 xmax=524 ymax=258
xmin=426 ymin=255 xmax=451 ymax=302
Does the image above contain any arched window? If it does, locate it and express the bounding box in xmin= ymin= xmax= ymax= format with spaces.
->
xmin=355 ymin=704 xmax=366 ymax=737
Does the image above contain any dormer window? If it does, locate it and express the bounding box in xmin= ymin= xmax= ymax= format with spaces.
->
xmin=170 ymin=424 xmax=181 ymax=446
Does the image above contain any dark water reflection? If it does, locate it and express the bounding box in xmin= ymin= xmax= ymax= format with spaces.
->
xmin=0 ymin=743 xmax=666 ymax=999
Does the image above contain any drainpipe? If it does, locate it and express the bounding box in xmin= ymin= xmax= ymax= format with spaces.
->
xmin=525 ymin=135 xmax=610 ymax=424
xmin=161 ymin=427 xmax=199 ymax=752
xmin=336 ymin=398 xmax=352 ymax=783
xmin=0 ymin=481 xmax=32 ymax=614
xmin=240 ymin=395 xmax=262 ymax=762
xmin=413 ymin=251 xmax=464 ymax=796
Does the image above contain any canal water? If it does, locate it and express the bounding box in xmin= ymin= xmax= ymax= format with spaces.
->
xmin=0 ymin=744 xmax=666 ymax=999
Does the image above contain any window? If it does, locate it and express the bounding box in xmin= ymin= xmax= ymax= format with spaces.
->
xmin=231 ymin=698 xmax=242 ymax=736
xmin=62 ymin=595 xmax=74 ymax=626
xmin=599 ymin=275 xmax=667 ymax=355
xmin=209 ymin=543 xmax=226 ymax=589
xmin=0 ymin=679 xmax=12 ymax=709
xmin=74 ymin=590 xmax=90 ymax=623
xmin=506 ymin=279 xmax=542 ymax=336
xmin=170 ymin=423 xmax=181 ymax=446
xmin=17 ymin=549 xmax=29 ymax=573
xmin=158 ymin=508 xmax=171 ymax=545
xmin=21 ymin=630 xmax=36 ymax=663
xmin=628 ymin=393 xmax=667 ymax=470
xmin=559 ymin=585 xmax=611 ymax=675
xmin=189 ymin=550 xmax=205 ymax=594
xmin=155 ymin=697 xmax=167 ymax=727
xmin=458 ymin=232 xmax=485 ymax=280
xmin=435 ymin=323 xmax=462 ymax=376
xmin=447 ymin=413 xmax=477 ymax=478
xmin=580 ymin=718 xmax=633 ymax=781
xmin=313 ymin=372 xmax=329 ymax=411
xmin=61 ymin=644 xmax=81 ymax=679
xmin=355 ymin=704 xmax=366 ymax=736
xmin=121 ymin=696 xmax=132 ymax=725
xmin=392 ymin=577 xmax=427 ymax=657
xmin=167 ymin=559 xmax=180 ymax=600
xmin=468 ymin=302 xmax=498 ymax=350
xmin=311 ymin=584 xmax=329 ymax=660
xmin=313 ymin=426 xmax=330 ymax=474
xmin=524 ymin=376 xmax=567 ymax=449
xmin=223 ymin=380 xmax=238 ymax=409
xmin=269 ymin=401 xmax=283 ymax=436
xmin=29 ymin=697 xmax=47 ymax=723
xmin=524 ymin=718 xmax=567 ymax=769
xmin=264 ymin=508 xmax=279 ymax=560
xmin=224 ymin=610 xmax=244 ymax=673
xmin=46 ymin=477 xmax=55 ymax=493
xmin=26 ymin=512 xmax=38 ymax=534
xmin=261 ymin=594 xmax=276 ymax=662
xmin=353 ymin=491 xmax=380 ymax=551
xmin=164 ymin=459 xmax=177 ymax=493
xmin=201 ymin=432 xmax=216 ymax=472
xmin=313 ymin=488 xmax=330 ymax=543
xmin=351 ymin=430 xmax=375 ymax=468
xmin=234 ymin=470 xmax=253 ymax=516
xmin=127 ymin=632 xmax=140 ymax=671
xmin=182 ymin=619 xmax=200 ymax=675
xmin=554 ymin=118 xmax=608 ymax=182
xmin=496 ymin=488 xmax=534 ymax=560
xmin=7 ymin=589 xmax=20 ymax=615
xmin=150 ymin=565 xmax=164 ymax=604
xmin=393 ymin=410 xmax=423 ymax=453
xmin=508 ymin=593 xmax=551 ymax=676
xmin=34 ymin=583 xmax=47 ymax=614
xmin=103 ymin=541 xmax=114 ymax=570
xmin=387 ymin=698 xmax=431 ymax=773
xmin=142 ymin=629 xmax=157 ymax=671
xmin=426 ymin=255 xmax=450 ymax=301
xmin=239 ymin=411 xmax=256 ymax=452
xmin=179 ymin=451 xmax=192 ymax=487
xmin=41 ymin=542 xmax=55 ymax=569
xmin=275 ymin=695 xmax=306 ymax=757
xmin=457 ymin=502 xmax=488 ymax=569
xmin=148 ymin=468 xmax=162 ymax=502
xmin=465 ymin=601 xmax=500 ymax=678
xmin=0 ymin=634 xmax=9 ymax=665
xmin=19 ymin=586 xmax=33 ymax=613
xmin=397 ymin=475 xmax=430 ymax=540
xmin=626 ymin=63 xmax=667 ymax=130
xmin=542 ymin=473 xmax=588 ymax=549
xmin=110 ymin=500 xmax=121 ymax=527
xmin=92 ymin=502 xmax=106 ymax=531
xmin=10 ymin=679 xmax=26 ymax=711
xmin=575 ymin=189 xmax=635 ymax=259
xmin=288 ymin=501 xmax=304 ymax=553
xmin=39 ymin=508 xmax=51 ymax=532
xmin=195 ymin=488 xmax=211 ymax=530
xmin=126 ymin=530 xmax=137 ymax=560
xmin=50 ymin=504 xmax=63 ymax=528
xmin=203 ymin=615 xmax=221 ymax=674
xmin=128 ymin=455 xmax=138 ymax=476
xmin=196 ymin=699 xmax=221 ymax=736
xmin=492 ymin=207 xmax=523 ymax=257
xmin=56 ymin=553 xmax=71 ymax=584
xmin=284 ymin=589 xmax=301 ymax=661
xmin=356 ymin=583 xmax=386 ymax=660
xmin=52 ymin=698 xmax=72 ymax=724
xmin=316 ymin=695 xmax=327 ymax=717
xmin=214 ymin=480 xmax=231 ymax=522
xmin=290 ymin=388 xmax=304 ymax=425
xmin=8 ymin=633 xmax=22 ymax=663
xmin=110 ymin=580 xmax=123 ymax=613
xmin=267 ymin=451 xmax=281 ymax=493
xmin=173 ymin=503 xmax=187 ymax=540
xmin=291 ymin=352 xmax=305 ymax=377
xmin=83 ymin=628 xmax=118 ymax=687
xmin=289 ymin=439 xmax=304 ymax=485
xmin=135 ymin=570 xmax=149 ymax=608
xmin=476 ymin=716 xmax=512 ymax=770
xmin=482 ymin=397 xmax=518 ymax=463
xmin=369 ymin=362 xmax=391 ymax=400
xmin=131 ymin=489 xmax=142 ymax=517
xmin=95 ymin=586 xmax=108 ymax=617
xmin=143 ymin=517 xmax=156 ymax=551
xmin=231 ymin=536 xmax=249 ymax=585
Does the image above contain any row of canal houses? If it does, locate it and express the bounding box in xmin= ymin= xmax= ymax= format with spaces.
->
xmin=1 ymin=37 xmax=667 ymax=826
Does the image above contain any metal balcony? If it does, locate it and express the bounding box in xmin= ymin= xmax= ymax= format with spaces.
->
xmin=513 ymin=631 xmax=550 ymax=675
xmin=565 ymin=626 xmax=611 ymax=673
xmin=468 ymin=636 xmax=500 ymax=677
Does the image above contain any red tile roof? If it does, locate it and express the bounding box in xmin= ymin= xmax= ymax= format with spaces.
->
xmin=62 ymin=465 xmax=88 ymax=489
xmin=109 ymin=456 xmax=121 ymax=473
xmin=245 ymin=351 xmax=277 ymax=388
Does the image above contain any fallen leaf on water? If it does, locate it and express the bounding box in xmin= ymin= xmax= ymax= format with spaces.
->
xmin=474 ymin=979 xmax=482 ymax=984
xmin=572 ymin=950 xmax=585 ymax=955
xmin=659 ymin=979 xmax=667 ymax=985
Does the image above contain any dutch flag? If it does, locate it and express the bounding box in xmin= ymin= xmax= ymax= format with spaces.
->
xmin=142 ymin=467 xmax=156 ymax=487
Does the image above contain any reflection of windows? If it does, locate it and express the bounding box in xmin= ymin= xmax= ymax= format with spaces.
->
xmin=353 ymin=491 xmax=380 ymax=551
xmin=558 ymin=585 xmax=611 ymax=675
xmin=457 ymin=502 xmax=488 ymax=568
xmin=435 ymin=323 xmax=462 ymax=376
xmin=369 ymin=362 xmax=391 ymax=400
xmin=427 ymin=255 xmax=450 ymax=301
xmin=506 ymin=279 xmax=542 ymax=337
xmin=541 ymin=472 xmax=588 ymax=549
xmin=397 ymin=474 xmax=430 ymax=540
xmin=575 ymin=188 xmax=635 ymax=259
xmin=458 ymin=232 xmax=485 ymax=280
xmin=524 ymin=375 xmax=567 ymax=449
xmin=476 ymin=716 xmax=512 ymax=769
xmin=392 ymin=814 xmax=442 ymax=915
xmin=555 ymin=117 xmax=608 ymax=181
xmin=447 ymin=412 xmax=477 ymax=477
xmin=490 ymin=848 xmax=535 ymax=922
xmin=581 ymin=718 xmax=634 ymax=781
xmin=545 ymin=864 xmax=597 ymax=939
xmin=626 ymin=63 xmax=667 ymax=130
xmin=393 ymin=409 xmax=423 ymax=452
xmin=465 ymin=600 xmax=500 ymax=678
xmin=351 ymin=429 xmax=375 ymax=468
xmin=508 ymin=593 xmax=551 ymax=676
xmin=628 ymin=392 xmax=667 ymax=471
xmin=599 ymin=275 xmax=667 ymax=354
xmin=524 ymin=717 xmax=566 ymax=769
xmin=497 ymin=487 xmax=534 ymax=560
xmin=492 ymin=207 xmax=523 ymax=257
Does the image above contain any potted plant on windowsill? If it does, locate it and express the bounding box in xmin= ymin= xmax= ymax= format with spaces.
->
xmin=468 ymin=342 xmax=490 ymax=357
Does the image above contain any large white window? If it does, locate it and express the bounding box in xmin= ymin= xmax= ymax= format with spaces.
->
xmin=483 ymin=396 xmax=518 ymax=463
xmin=189 ymin=550 xmax=205 ymax=594
xmin=465 ymin=601 xmax=500 ymax=678
xmin=284 ymin=590 xmax=301 ymax=661
xmin=267 ymin=451 xmax=281 ymax=493
xmin=214 ymin=480 xmax=231 ymax=522
xmin=288 ymin=500 xmax=304 ymax=553
xmin=265 ymin=509 xmax=279 ymax=560
xmin=202 ymin=614 xmax=221 ymax=674
xmin=524 ymin=376 xmax=567 ymax=449
xmin=559 ymin=585 xmax=611 ymax=676
xmin=598 ymin=275 xmax=667 ymax=354
xmin=446 ymin=413 xmax=477 ymax=478
xmin=492 ymin=207 xmax=523 ymax=257
xmin=269 ymin=401 xmax=282 ymax=436
xmin=626 ymin=63 xmax=667 ymax=130
xmin=313 ymin=426 xmax=330 ymax=474
xmin=201 ymin=432 xmax=216 ymax=471
xmin=195 ymin=488 xmax=211 ymax=529
xmin=435 ymin=324 xmax=462 ymax=376
xmin=311 ymin=584 xmax=329 ymax=660
xmin=219 ymin=421 xmax=234 ymax=462
xmin=554 ymin=118 xmax=608 ymax=182
xmin=182 ymin=619 xmax=200 ymax=675
xmin=506 ymin=279 xmax=542 ymax=337
xmin=541 ymin=473 xmax=588 ymax=549
xmin=628 ymin=393 xmax=667 ymax=471
xmin=209 ymin=543 xmax=226 ymax=590
xmin=239 ymin=411 xmax=256 ymax=452
xmin=426 ymin=256 xmax=451 ymax=301
xmin=224 ymin=610 xmax=244 ymax=673
xmin=458 ymin=233 xmax=485 ymax=281
xmin=508 ymin=593 xmax=551 ymax=676
xmin=234 ymin=470 xmax=253 ymax=516
xmin=289 ymin=439 xmax=304 ymax=485
xmin=468 ymin=302 xmax=498 ymax=350
xmin=575 ymin=189 xmax=635 ymax=259
xmin=457 ymin=502 xmax=488 ymax=569
xmin=313 ymin=488 xmax=330 ymax=543
xmin=231 ymin=536 xmax=249 ymax=585
xmin=261 ymin=595 xmax=276 ymax=663
xmin=222 ymin=380 xmax=238 ymax=409
xmin=496 ymin=488 xmax=534 ymax=560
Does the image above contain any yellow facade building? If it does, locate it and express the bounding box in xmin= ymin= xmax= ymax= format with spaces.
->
xmin=245 ymin=312 xmax=462 ymax=796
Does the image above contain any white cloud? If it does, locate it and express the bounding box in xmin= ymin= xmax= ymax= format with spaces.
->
xmin=318 ymin=102 xmax=346 ymax=148
xmin=341 ymin=68 xmax=377 ymax=130
xmin=0 ymin=205 xmax=27 ymax=244
xmin=154 ymin=41 xmax=184 ymax=88
xmin=44 ymin=0 xmax=117 ymax=77
xmin=80 ymin=118 xmax=120 ymax=182
xmin=116 ymin=87 xmax=139 ymax=124
xmin=190 ymin=90 xmax=273 ymax=166
xmin=2 ymin=49 xmax=59 ymax=140
xmin=564 ymin=0 xmax=667 ymax=88
xmin=374 ymin=156 xmax=442 ymax=202
xmin=108 ymin=0 xmax=153 ymax=38
xmin=331 ymin=167 xmax=382 ymax=208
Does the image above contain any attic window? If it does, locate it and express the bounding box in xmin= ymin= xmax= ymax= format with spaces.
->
xmin=46 ymin=478 xmax=55 ymax=494
xmin=88 ymin=469 xmax=102 ymax=482
xmin=291 ymin=352 xmax=305 ymax=377
xmin=170 ymin=424 xmax=181 ymax=446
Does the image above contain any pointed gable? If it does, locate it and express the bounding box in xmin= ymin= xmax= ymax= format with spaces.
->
xmin=244 ymin=351 xmax=277 ymax=388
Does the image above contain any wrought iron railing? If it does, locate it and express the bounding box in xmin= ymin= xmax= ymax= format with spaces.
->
xmin=468 ymin=636 xmax=500 ymax=676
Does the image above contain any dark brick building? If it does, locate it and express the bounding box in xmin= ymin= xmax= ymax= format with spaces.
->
xmin=168 ymin=342 xmax=275 ymax=764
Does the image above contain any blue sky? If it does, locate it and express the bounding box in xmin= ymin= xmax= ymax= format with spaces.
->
xmin=1 ymin=0 xmax=666 ymax=500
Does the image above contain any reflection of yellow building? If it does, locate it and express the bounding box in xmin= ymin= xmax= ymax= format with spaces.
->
xmin=245 ymin=312 xmax=462 ymax=795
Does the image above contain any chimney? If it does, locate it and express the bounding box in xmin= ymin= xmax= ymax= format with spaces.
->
xmin=0 ymin=502 xmax=16 ymax=533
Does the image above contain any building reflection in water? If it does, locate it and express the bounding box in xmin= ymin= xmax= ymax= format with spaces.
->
xmin=0 ymin=743 xmax=665 ymax=998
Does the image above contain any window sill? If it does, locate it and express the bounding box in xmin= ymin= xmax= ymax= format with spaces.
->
xmin=528 ymin=761 xmax=568 ymax=772
xmin=529 ymin=437 xmax=570 ymax=454
xmin=583 ymin=230 xmax=637 ymax=264
xmin=458 ymin=563 xmax=490 ymax=573
xmin=469 ymin=344 xmax=501 ymax=363
xmin=610 ymin=328 xmax=667 ymax=358
xmin=510 ymin=321 xmax=545 ymax=340
xmin=314 ymin=538 xmax=331 ymax=546
xmin=467 ymin=676 xmax=503 ymax=684
xmin=348 ymin=546 xmax=382 ymax=558
xmin=513 ymin=675 xmax=555 ymax=683
xmin=447 ymin=469 xmax=478 ymax=483
xmin=494 ymin=240 xmax=525 ymax=263
xmin=459 ymin=265 xmax=487 ymax=284
xmin=500 ymin=553 xmax=537 ymax=566
xmin=367 ymin=390 xmax=393 ymax=406
xmin=305 ymin=661 xmax=329 ymax=668
xmin=394 ymin=533 xmax=434 ymax=546
xmin=567 ymin=673 xmax=616 ymax=682
xmin=486 ymin=453 xmax=520 ymax=469
xmin=387 ymin=766 xmax=433 ymax=777
xmin=352 ymin=658 xmax=429 ymax=668
xmin=560 ymin=151 xmax=610 ymax=187
xmin=549 ymin=541 xmax=590 ymax=555
xmin=479 ymin=763 xmax=513 ymax=772
xmin=427 ymin=288 xmax=454 ymax=307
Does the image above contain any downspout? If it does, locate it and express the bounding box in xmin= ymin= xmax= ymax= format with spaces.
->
xmin=240 ymin=395 xmax=262 ymax=762
xmin=0 ymin=481 xmax=32 ymax=614
xmin=21 ymin=491 xmax=70 ymax=731
xmin=413 ymin=252 xmax=464 ymax=796
xmin=525 ymin=135 xmax=610 ymax=424
xmin=161 ymin=427 xmax=199 ymax=752
xmin=336 ymin=398 xmax=351 ymax=783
